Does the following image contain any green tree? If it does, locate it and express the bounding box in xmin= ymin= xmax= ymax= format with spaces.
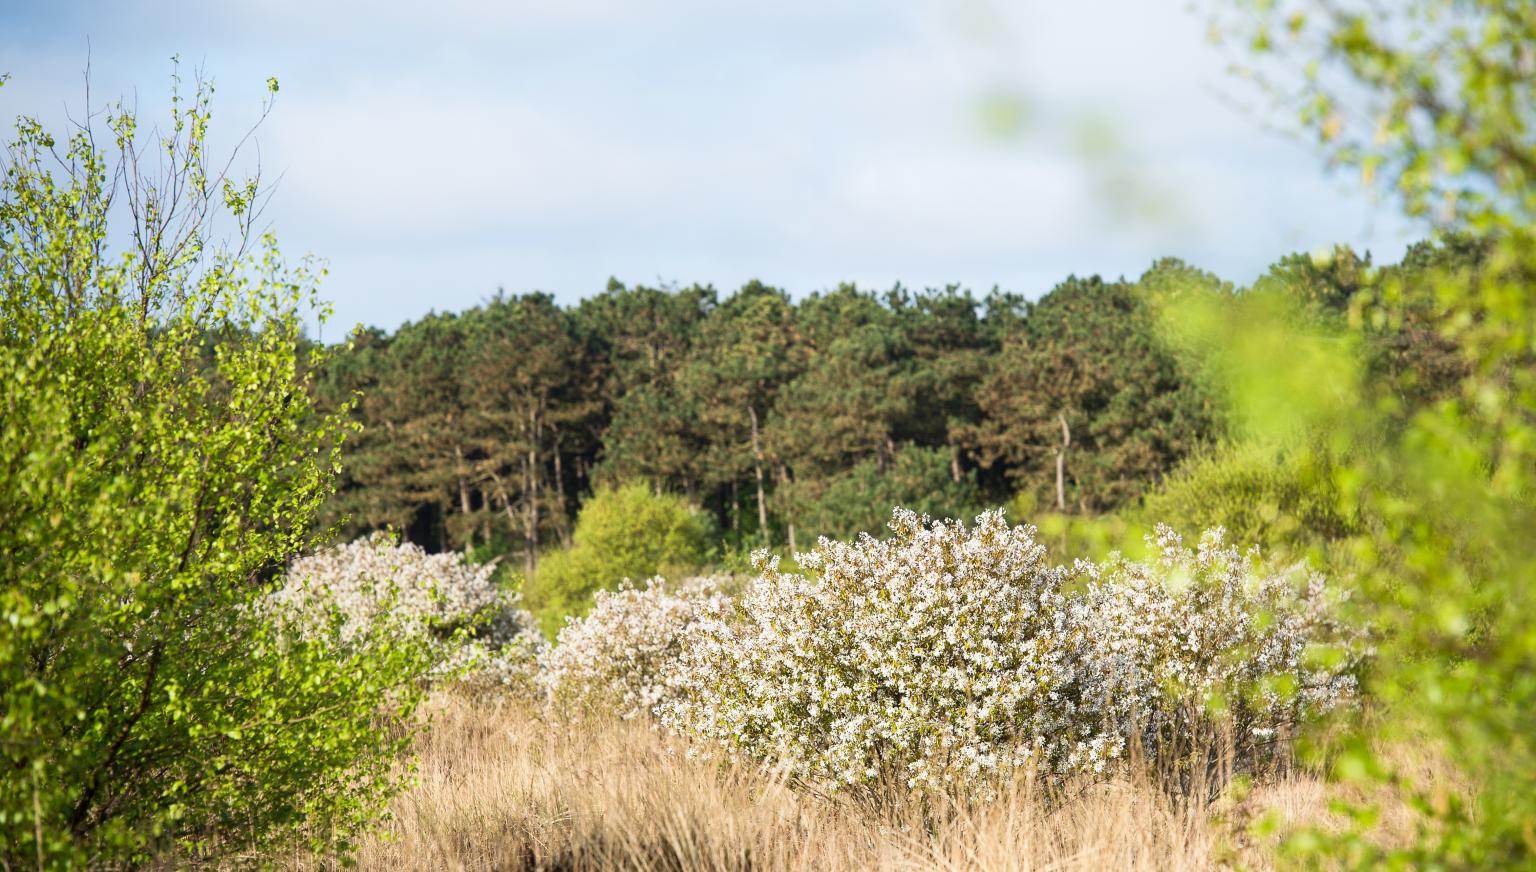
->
xmin=1358 ymin=237 xmax=1480 ymax=413
xmin=584 ymin=280 xmax=716 ymax=497
xmin=576 ymin=278 xmax=715 ymax=399
xmin=315 ymin=326 xmax=410 ymax=537
xmin=460 ymin=293 xmax=596 ymax=571
xmin=315 ymin=310 xmax=482 ymax=552
xmin=968 ymin=276 xmax=1215 ymax=513
xmin=794 ymin=444 xmax=983 ymax=542
xmin=766 ymin=285 xmax=914 ymax=548
xmin=1252 ymin=246 xmax=1371 ymax=314
xmin=372 ymin=311 xmax=476 ymax=549
xmin=524 ymin=483 xmax=712 ymax=635
xmin=598 ymin=383 xmax=707 ymax=496
xmin=0 ymin=72 xmax=432 ymax=867
xmin=890 ymin=284 xmax=997 ymax=486
xmin=677 ymin=281 xmax=806 ymax=546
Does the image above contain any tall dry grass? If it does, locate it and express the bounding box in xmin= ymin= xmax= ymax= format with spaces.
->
xmin=278 ymin=690 xmax=1412 ymax=872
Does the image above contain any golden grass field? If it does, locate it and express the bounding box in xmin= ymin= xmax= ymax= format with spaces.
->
xmin=275 ymin=690 xmax=1448 ymax=872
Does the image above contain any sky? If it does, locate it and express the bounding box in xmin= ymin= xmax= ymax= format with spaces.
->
xmin=1 ymin=0 xmax=1421 ymax=335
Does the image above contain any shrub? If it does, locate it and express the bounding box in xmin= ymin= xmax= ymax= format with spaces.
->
xmin=658 ymin=509 xmax=1123 ymax=798
xmin=540 ymin=576 xmax=730 ymax=719
xmin=525 ymin=483 xmax=711 ymax=635
xmin=269 ymin=534 xmax=546 ymax=693
xmin=656 ymin=509 xmax=1356 ymax=802
xmin=1075 ymin=526 xmax=1359 ymax=775
xmin=1137 ymin=441 xmax=1356 ymax=562
xmin=0 ymin=72 xmax=431 ymax=867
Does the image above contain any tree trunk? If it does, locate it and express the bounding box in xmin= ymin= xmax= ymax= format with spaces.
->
xmin=730 ymin=479 xmax=740 ymax=533
xmin=748 ymin=405 xmax=768 ymax=543
xmin=526 ymin=402 xmax=544 ymax=573
xmin=488 ymin=470 xmax=520 ymax=538
xmin=779 ymin=462 xmax=797 ymax=553
xmin=526 ymin=447 xmax=540 ymax=575
xmin=947 ymin=433 xmax=962 ymax=484
xmin=455 ymin=445 xmax=473 ymax=553
xmin=1055 ymin=413 xmax=1071 ymax=512
xmin=552 ymin=437 xmax=570 ymax=547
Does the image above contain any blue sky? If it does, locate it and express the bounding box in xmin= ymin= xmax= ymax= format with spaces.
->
xmin=2 ymin=0 xmax=1420 ymax=334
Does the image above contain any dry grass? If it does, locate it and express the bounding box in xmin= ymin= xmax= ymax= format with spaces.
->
xmin=275 ymin=690 xmax=1418 ymax=872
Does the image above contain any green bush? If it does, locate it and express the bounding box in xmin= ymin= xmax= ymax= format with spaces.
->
xmin=0 ymin=73 xmax=433 ymax=868
xmin=525 ymin=482 xmax=711 ymax=635
xmin=1137 ymin=440 xmax=1357 ymax=564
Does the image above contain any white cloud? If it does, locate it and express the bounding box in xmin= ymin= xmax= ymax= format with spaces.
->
xmin=1 ymin=0 xmax=1424 ymax=330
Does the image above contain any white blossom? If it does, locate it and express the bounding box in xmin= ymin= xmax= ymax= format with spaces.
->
xmin=649 ymin=511 xmax=1357 ymax=798
xmin=656 ymin=509 xmax=1120 ymax=796
xmin=540 ymin=575 xmax=731 ymax=719
xmin=413 ymin=507 xmax=1360 ymax=799
xmin=1075 ymin=525 xmax=1358 ymax=768
xmin=267 ymin=533 xmax=546 ymax=690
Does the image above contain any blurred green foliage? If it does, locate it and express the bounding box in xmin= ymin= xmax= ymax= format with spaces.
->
xmin=1190 ymin=232 xmax=1536 ymax=872
xmin=1137 ymin=440 xmax=1356 ymax=565
xmin=1209 ymin=1 xmax=1536 ymax=865
xmin=1022 ymin=510 xmax=1149 ymax=569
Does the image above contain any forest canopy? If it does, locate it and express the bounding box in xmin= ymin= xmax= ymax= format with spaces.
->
xmin=316 ymin=238 xmax=1475 ymax=574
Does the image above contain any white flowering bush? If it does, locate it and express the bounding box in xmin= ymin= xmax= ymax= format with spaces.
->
xmin=1074 ymin=525 xmax=1358 ymax=772
xmin=269 ymin=533 xmax=546 ymax=692
xmin=657 ymin=509 xmax=1123 ymax=797
xmin=540 ymin=576 xmax=731 ymax=719
xmin=649 ymin=510 xmax=1358 ymax=801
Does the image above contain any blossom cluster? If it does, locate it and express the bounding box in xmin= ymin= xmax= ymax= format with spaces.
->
xmin=657 ymin=509 xmax=1122 ymax=795
xmin=539 ymin=576 xmax=731 ymax=718
xmin=268 ymin=533 xmax=546 ymax=690
xmin=1073 ymin=526 xmax=1358 ymax=766
xmin=285 ymin=512 xmax=1357 ymax=799
xmin=537 ymin=509 xmax=1358 ymax=798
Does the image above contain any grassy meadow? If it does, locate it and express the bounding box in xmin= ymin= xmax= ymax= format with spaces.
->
xmin=280 ymin=690 xmax=1458 ymax=872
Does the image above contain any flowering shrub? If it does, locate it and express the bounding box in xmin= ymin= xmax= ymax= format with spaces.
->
xmin=270 ymin=534 xmax=546 ymax=691
xmin=657 ymin=509 xmax=1123 ymax=796
xmin=540 ymin=576 xmax=731 ymax=718
xmin=1074 ymin=526 xmax=1358 ymax=770
xmin=649 ymin=510 xmax=1357 ymax=800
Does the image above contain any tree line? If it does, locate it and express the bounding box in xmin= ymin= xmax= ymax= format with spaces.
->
xmin=315 ymin=240 xmax=1472 ymax=572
